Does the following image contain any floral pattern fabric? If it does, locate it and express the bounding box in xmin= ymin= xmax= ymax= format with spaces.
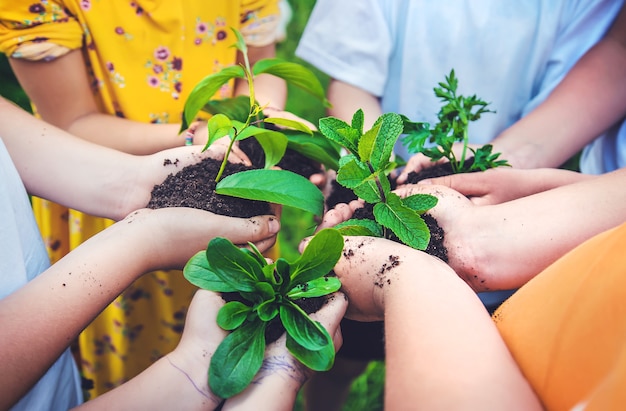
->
xmin=0 ymin=0 xmax=280 ymax=399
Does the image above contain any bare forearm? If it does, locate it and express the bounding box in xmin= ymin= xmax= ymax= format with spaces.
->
xmin=383 ymin=259 xmax=540 ymax=410
xmin=68 ymin=113 xmax=184 ymax=154
xmin=457 ymin=168 xmax=626 ymax=290
xmin=0 ymin=97 xmax=138 ymax=216
xmin=9 ymin=53 xmax=186 ymax=155
xmin=74 ymin=354 xmax=219 ymax=411
xmin=0 ymin=218 xmax=152 ymax=409
xmin=327 ymin=80 xmax=382 ymax=128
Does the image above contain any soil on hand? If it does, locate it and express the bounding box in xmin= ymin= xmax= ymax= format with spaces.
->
xmin=403 ymin=157 xmax=477 ymax=184
xmin=147 ymin=157 xmax=271 ymax=218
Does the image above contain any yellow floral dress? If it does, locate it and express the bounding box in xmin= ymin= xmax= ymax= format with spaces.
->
xmin=0 ymin=0 xmax=280 ymax=399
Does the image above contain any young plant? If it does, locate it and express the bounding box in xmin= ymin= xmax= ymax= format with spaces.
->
xmin=180 ymin=28 xmax=338 ymax=217
xmin=401 ymin=69 xmax=510 ymax=173
xmin=183 ymin=228 xmax=344 ymax=398
xmin=318 ymin=110 xmax=438 ymax=250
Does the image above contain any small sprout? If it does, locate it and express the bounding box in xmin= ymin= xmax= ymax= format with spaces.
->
xmin=318 ymin=110 xmax=438 ymax=250
xmin=401 ymin=69 xmax=510 ymax=173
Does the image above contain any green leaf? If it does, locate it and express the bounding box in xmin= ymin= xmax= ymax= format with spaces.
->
xmin=181 ymin=65 xmax=245 ymax=131
xmin=205 ymin=114 xmax=235 ymax=149
xmin=263 ymin=117 xmax=313 ymax=135
xmin=217 ymin=301 xmax=252 ymax=330
xmin=254 ymin=280 xmax=276 ymax=301
xmin=357 ymin=113 xmax=403 ymax=170
xmin=232 ymin=123 xmax=288 ymax=168
xmin=286 ymin=327 xmax=335 ymax=371
xmin=335 ymin=218 xmax=383 ymax=237
xmin=253 ymin=58 xmax=329 ymax=106
xmin=374 ymin=194 xmax=431 ymax=250
xmin=285 ymin=132 xmax=341 ymax=171
xmin=335 ymin=156 xmax=371 ymax=189
xmin=203 ymin=95 xmax=251 ymax=123
xmin=357 ymin=120 xmax=379 ymax=163
xmin=369 ymin=113 xmax=404 ymax=170
xmin=209 ymin=320 xmax=266 ymax=398
xmin=280 ymin=301 xmax=328 ymax=350
xmin=351 ymin=109 xmax=364 ymax=135
xmin=240 ymin=245 xmax=268 ymax=268
xmin=401 ymin=194 xmax=438 ymax=214
xmin=183 ymin=251 xmax=238 ymax=292
xmin=257 ymin=297 xmax=279 ymax=321
xmin=351 ymin=171 xmax=390 ymax=204
xmin=216 ymin=169 xmax=324 ymax=216
xmin=287 ymin=277 xmax=341 ymax=299
xmin=253 ymin=131 xmax=288 ymax=169
xmin=290 ymin=228 xmax=344 ymax=288
xmin=205 ymin=238 xmax=265 ymax=292
xmin=230 ymin=27 xmax=247 ymax=54
xmin=318 ymin=117 xmax=360 ymax=154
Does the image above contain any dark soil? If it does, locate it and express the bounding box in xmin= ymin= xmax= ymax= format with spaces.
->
xmin=147 ymin=157 xmax=271 ymax=217
xmin=403 ymin=157 xmax=477 ymax=184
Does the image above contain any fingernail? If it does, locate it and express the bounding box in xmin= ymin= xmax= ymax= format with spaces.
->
xmin=268 ymin=217 xmax=280 ymax=233
xmin=418 ymin=179 xmax=432 ymax=185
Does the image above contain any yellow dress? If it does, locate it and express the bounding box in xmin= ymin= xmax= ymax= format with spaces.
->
xmin=0 ymin=0 xmax=280 ymax=398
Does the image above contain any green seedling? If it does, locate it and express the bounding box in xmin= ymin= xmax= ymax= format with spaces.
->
xmin=183 ymin=228 xmax=344 ymax=398
xmin=318 ymin=110 xmax=438 ymax=250
xmin=180 ymin=28 xmax=339 ymax=217
xmin=401 ymin=69 xmax=510 ymax=173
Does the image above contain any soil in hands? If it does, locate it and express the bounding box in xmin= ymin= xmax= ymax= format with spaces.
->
xmin=148 ymin=146 xmax=329 ymax=345
xmin=147 ymin=157 xmax=271 ymax=218
xmin=402 ymin=157 xmax=476 ymax=184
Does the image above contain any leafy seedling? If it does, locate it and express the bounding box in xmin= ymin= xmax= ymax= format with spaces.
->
xmin=183 ymin=228 xmax=344 ymax=398
xmin=180 ymin=28 xmax=339 ymax=217
xmin=318 ymin=110 xmax=438 ymax=250
xmin=401 ymin=69 xmax=510 ymax=173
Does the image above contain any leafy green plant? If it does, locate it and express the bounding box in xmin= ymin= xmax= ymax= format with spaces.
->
xmin=401 ymin=69 xmax=510 ymax=173
xmin=183 ymin=228 xmax=344 ymax=398
xmin=318 ymin=110 xmax=438 ymax=250
xmin=179 ymin=28 xmax=339 ymax=217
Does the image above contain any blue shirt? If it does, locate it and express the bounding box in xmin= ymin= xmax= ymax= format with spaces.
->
xmin=0 ymin=138 xmax=83 ymax=411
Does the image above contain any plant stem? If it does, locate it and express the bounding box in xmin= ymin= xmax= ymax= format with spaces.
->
xmin=458 ymin=127 xmax=468 ymax=173
xmin=215 ymin=127 xmax=238 ymax=182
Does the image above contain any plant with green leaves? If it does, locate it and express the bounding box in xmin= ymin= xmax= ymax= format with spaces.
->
xmin=318 ymin=110 xmax=438 ymax=250
xmin=401 ymin=69 xmax=510 ymax=173
xmin=183 ymin=228 xmax=344 ymax=399
xmin=180 ymin=28 xmax=340 ymax=217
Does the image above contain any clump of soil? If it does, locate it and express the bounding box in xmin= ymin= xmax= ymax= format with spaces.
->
xmin=403 ymin=157 xmax=477 ymax=184
xmin=351 ymin=206 xmax=447 ymax=263
xmin=148 ymin=147 xmax=329 ymax=345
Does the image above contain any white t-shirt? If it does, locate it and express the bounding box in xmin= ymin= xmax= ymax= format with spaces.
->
xmin=0 ymin=138 xmax=83 ymax=410
xmin=296 ymin=0 xmax=624 ymax=167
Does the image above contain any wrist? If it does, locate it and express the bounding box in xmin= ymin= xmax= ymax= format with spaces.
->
xmin=166 ymin=352 xmax=221 ymax=408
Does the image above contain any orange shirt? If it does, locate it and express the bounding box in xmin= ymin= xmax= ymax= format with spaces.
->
xmin=495 ymin=222 xmax=626 ymax=410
